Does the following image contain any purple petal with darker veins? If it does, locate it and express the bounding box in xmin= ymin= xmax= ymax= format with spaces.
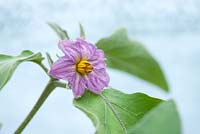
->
xmin=89 ymin=59 xmax=106 ymax=70
xmin=58 ymin=40 xmax=74 ymax=53
xmin=86 ymin=69 xmax=110 ymax=94
xmin=49 ymin=56 xmax=75 ymax=79
xmin=89 ymin=49 xmax=105 ymax=61
xmin=88 ymin=49 xmax=106 ymax=70
xmin=69 ymin=73 xmax=86 ymax=98
xmin=76 ymin=38 xmax=96 ymax=59
xmin=58 ymin=40 xmax=82 ymax=62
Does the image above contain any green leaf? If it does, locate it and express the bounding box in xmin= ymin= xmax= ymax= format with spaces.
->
xmin=126 ymin=100 xmax=181 ymax=134
xmin=73 ymin=88 xmax=162 ymax=134
xmin=0 ymin=50 xmax=43 ymax=90
xmin=47 ymin=22 xmax=70 ymax=40
xmin=96 ymin=28 xmax=169 ymax=91
xmin=79 ymin=23 xmax=85 ymax=38
xmin=46 ymin=52 xmax=54 ymax=66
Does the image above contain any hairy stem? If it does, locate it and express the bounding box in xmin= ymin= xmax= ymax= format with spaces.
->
xmin=14 ymin=80 xmax=66 ymax=134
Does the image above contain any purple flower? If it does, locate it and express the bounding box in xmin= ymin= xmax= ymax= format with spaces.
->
xmin=49 ymin=38 xmax=110 ymax=98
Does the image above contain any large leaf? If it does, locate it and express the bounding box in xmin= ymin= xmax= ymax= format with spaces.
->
xmin=73 ymin=88 xmax=162 ymax=134
xmin=127 ymin=100 xmax=181 ymax=134
xmin=0 ymin=50 xmax=43 ymax=90
xmin=96 ymin=29 xmax=169 ymax=91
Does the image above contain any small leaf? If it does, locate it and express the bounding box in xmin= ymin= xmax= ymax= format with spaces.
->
xmin=96 ymin=28 xmax=169 ymax=91
xmin=47 ymin=22 xmax=69 ymax=40
xmin=79 ymin=23 xmax=85 ymax=38
xmin=73 ymin=88 xmax=162 ymax=134
xmin=46 ymin=52 xmax=54 ymax=66
xmin=0 ymin=50 xmax=43 ymax=90
xmin=126 ymin=100 xmax=181 ymax=134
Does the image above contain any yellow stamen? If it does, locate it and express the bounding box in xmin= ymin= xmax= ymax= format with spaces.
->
xmin=76 ymin=59 xmax=93 ymax=75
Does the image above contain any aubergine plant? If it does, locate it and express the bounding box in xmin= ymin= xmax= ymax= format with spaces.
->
xmin=0 ymin=23 xmax=181 ymax=134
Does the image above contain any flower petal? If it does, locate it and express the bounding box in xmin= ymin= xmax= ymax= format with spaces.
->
xmin=86 ymin=69 xmax=110 ymax=94
xmin=91 ymin=60 xmax=106 ymax=70
xmin=89 ymin=49 xmax=105 ymax=61
xmin=58 ymin=40 xmax=74 ymax=53
xmin=49 ymin=56 xmax=75 ymax=79
xmin=88 ymin=49 xmax=106 ymax=70
xmin=69 ymin=73 xmax=86 ymax=98
xmin=76 ymin=38 xmax=96 ymax=59
xmin=58 ymin=40 xmax=81 ymax=62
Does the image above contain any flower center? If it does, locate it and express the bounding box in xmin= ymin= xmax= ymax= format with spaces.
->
xmin=76 ymin=59 xmax=93 ymax=75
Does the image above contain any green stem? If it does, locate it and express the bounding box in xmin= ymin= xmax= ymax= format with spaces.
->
xmin=14 ymin=80 xmax=66 ymax=134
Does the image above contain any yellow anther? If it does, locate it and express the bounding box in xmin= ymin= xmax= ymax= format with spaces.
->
xmin=76 ymin=59 xmax=93 ymax=75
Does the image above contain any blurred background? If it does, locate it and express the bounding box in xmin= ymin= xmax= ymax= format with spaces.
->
xmin=0 ymin=0 xmax=199 ymax=134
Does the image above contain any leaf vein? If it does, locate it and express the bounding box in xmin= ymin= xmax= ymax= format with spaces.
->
xmin=100 ymin=93 xmax=127 ymax=133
